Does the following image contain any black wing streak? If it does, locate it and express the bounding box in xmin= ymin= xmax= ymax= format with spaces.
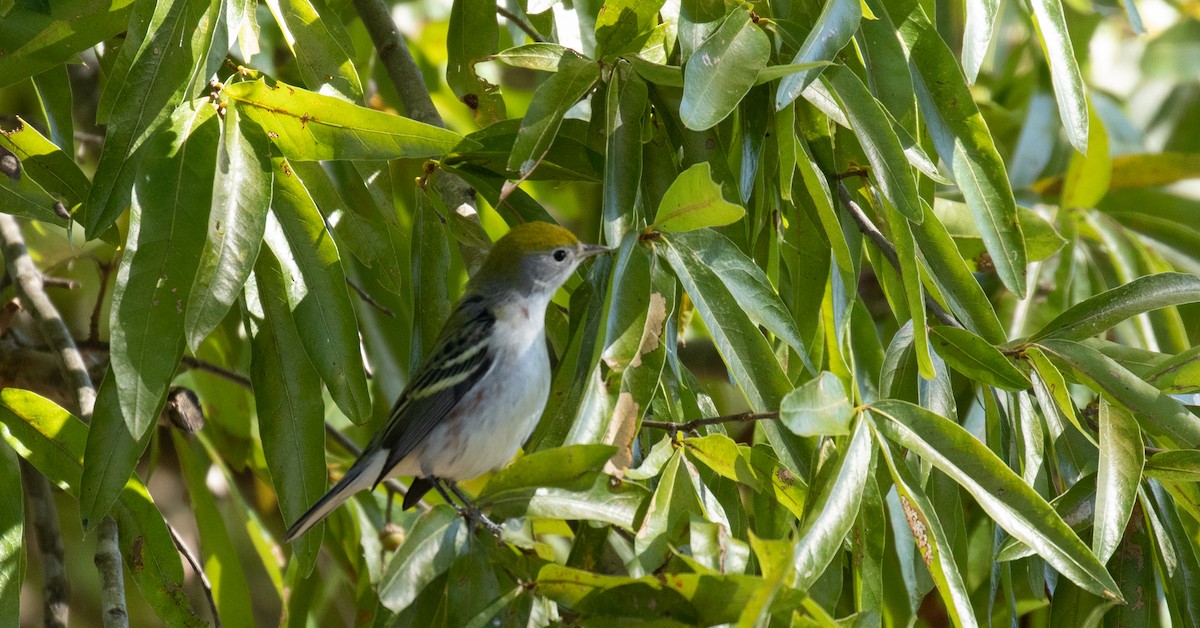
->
xmin=371 ymin=296 xmax=496 ymax=485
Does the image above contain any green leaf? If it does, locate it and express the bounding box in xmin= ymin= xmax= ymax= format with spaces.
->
xmin=595 ymin=0 xmax=666 ymax=59
xmin=680 ymin=7 xmax=770 ymax=130
xmin=447 ymin=0 xmax=506 ymax=124
xmin=82 ymin=102 xmax=218 ymax=528
xmin=1092 ymin=401 xmax=1143 ymax=565
xmin=1025 ymin=346 xmax=1097 ymax=445
xmin=682 ymin=434 xmax=808 ymax=519
xmin=377 ymin=506 xmax=468 ymax=613
xmin=932 ymin=199 xmax=1065 ymax=269
xmin=869 ymin=399 xmax=1122 ymax=599
xmin=792 ymin=416 xmax=874 ymax=588
xmin=775 ymin=0 xmax=861 ymax=108
xmin=0 ymin=116 xmax=87 ymax=219
xmin=265 ymin=158 xmax=372 ymax=424
xmin=929 ymin=326 xmax=1030 ymax=391
xmin=626 ymin=54 xmax=684 ymax=87
xmin=602 ymin=63 xmax=648 ymax=242
xmin=962 ymin=0 xmax=999 ymax=83
xmin=0 ymin=441 xmax=21 ymax=625
xmin=506 ymin=56 xmax=600 ymax=176
xmin=1061 ymin=98 xmax=1110 ymax=208
xmin=888 ymin=0 xmax=1027 ymax=296
xmin=249 ymin=245 xmax=327 ymax=573
xmin=0 ymin=390 xmax=203 ymax=626
xmin=1029 ymin=272 xmax=1200 ymax=342
xmin=85 ymin=0 xmax=222 ymax=238
xmin=225 ymin=79 xmax=470 ymax=161
xmin=0 ymin=149 xmax=65 ymax=225
xmin=873 ymin=430 xmax=976 ymax=627
xmin=1028 ymin=0 xmax=1089 ymax=154
xmin=537 ymin=564 xmax=801 ymax=625
xmin=780 ymin=372 xmax=854 ymax=437
xmin=755 ymin=62 xmax=833 ymax=85
xmin=493 ymin=43 xmax=583 ymax=73
xmin=185 ymin=106 xmax=274 ymax=351
xmin=651 ymin=163 xmax=746 ymax=232
xmin=822 ymin=65 xmax=922 ymax=222
xmin=263 ymin=0 xmax=362 ymax=100
xmin=0 ymin=0 xmax=135 ymax=88
xmin=1144 ymin=450 xmax=1200 ymax=481
xmin=1147 ymin=481 xmax=1200 ymax=627
xmin=664 ymin=230 xmax=814 ymax=373
xmin=409 ymin=188 xmax=452 ymax=370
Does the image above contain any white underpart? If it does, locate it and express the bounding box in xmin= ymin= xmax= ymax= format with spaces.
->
xmin=388 ymin=294 xmax=552 ymax=481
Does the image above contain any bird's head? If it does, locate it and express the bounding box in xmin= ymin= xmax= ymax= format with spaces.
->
xmin=469 ymin=222 xmax=609 ymax=299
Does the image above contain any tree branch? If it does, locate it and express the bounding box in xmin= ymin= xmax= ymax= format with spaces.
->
xmin=0 ymin=214 xmax=127 ymax=626
xmin=642 ymin=411 xmax=781 ymax=435
xmin=834 ymin=181 xmax=962 ymax=328
xmin=21 ymin=462 xmax=69 ymax=628
xmin=168 ymin=522 xmax=221 ymax=628
xmin=497 ymin=4 xmax=545 ymax=42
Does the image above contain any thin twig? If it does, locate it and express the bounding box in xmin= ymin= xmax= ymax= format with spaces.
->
xmin=642 ymin=411 xmax=781 ymax=435
xmin=350 ymin=0 xmax=479 ymax=218
xmin=323 ymin=423 xmax=429 ymax=512
xmin=21 ymin=462 xmax=69 ymax=628
xmin=89 ymin=259 xmax=113 ymax=342
xmin=834 ymin=181 xmax=961 ymax=328
xmin=167 ymin=522 xmax=221 ymax=628
xmin=40 ymin=276 xmax=78 ymax=289
xmin=497 ymin=4 xmax=545 ymax=42
xmin=181 ymin=356 xmax=253 ymax=389
xmin=346 ymin=277 xmax=395 ymax=317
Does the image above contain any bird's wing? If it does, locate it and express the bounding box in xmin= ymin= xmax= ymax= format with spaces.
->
xmin=370 ymin=295 xmax=497 ymax=484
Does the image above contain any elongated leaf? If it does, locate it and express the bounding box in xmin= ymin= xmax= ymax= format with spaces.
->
xmin=603 ymin=63 xmax=648 ymax=241
xmin=682 ymin=434 xmax=808 ymax=520
xmin=186 ymin=106 xmax=273 ymax=350
xmin=1147 ymin=482 xmax=1200 ymax=627
xmin=870 ymin=399 xmax=1122 ymax=599
xmin=776 ymin=0 xmax=861 ymax=108
xmin=595 ymin=0 xmax=666 ymax=58
xmin=507 ymin=57 xmax=601 ymax=175
xmin=377 ymin=506 xmax=468 ymax=612
xmin=930 ymin=326 xmax=1030 ymax=391
xmin=0 ymin=390 xmax=203 ymax=626
xmin=822 ymin=66 xmax=921 ymax=222
xmin=0 ymin=116 xmax=89 ymax=216
xmin=962 ymin=0 xmax=999 ymax=83
xmin=780 ymin=372 xmax=853 ymax=436
xmin=1037 ymin=339 xmax=1200 ymax=446
xmin=932 ymin=199 xmax=1065 ymax=269
xmin=1025 ymin=346 xmax=1097 ymax=444
xmin=1061 ymin=98 xmax=1110 ymax=209
xmin=0 ymin=441 xmax=21 ymax=625
xmin=1093 ymin=401 xmax=1143 ymax=565
xmin=888 ymin=0 xmax=1027 ymax=296
xmin=0 ymin=0 xmax=135 ymax=88
xmin=265 ymin=158 xmax=372 ymax=424
xmin=1144 ymin=450 xmax=1200 ymax=481
xmin=82 ymin=102 xmax=217 ymax=528
xmin=250 ymin=246 xmax=327 ymax=572
xmin=681 ymin=7 xmax=770 ymax=130
xmin=0 ymin=151 xmax=65 ymax=225
xmin=447 ymin=0 xmax=506 ymax=124
xmin=665 ymin=230 xmax=814 ymax=373
xmin=793 ymin=416 xmax=874 ymax=588
xmin=1028 ymin=0 xmax=1088 ymax=154
xmin=652 ymin=163 xmax=745 ymax=232
xmin=225 ymin=79 xmax=470 ymax=162
xmin=493 ymin=43 xmax=582 ymax=72
xmin=1029 ymin=272 xmax=1200 ymax=342
xmin=85 ymin=0 xmax=220 ymax=238
xmin=873 ymin=430 xmax=977 ymax=627
xmin=409 ymin=188 xmax=452 ymax=370
xmin=263 ymin=0 xmax=362 ymax=100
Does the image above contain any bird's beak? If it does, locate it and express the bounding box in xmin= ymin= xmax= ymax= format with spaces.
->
xmin=580 ymin=243 xmax=611 ymax=259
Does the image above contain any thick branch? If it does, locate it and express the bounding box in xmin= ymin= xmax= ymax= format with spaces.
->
xmin=834 ymin=182 xmax=961 ymax=328
xmin=642 ymin=411 xmax=781 ymax=434
xmin=0 ymin=214 xmax=127 ymax=626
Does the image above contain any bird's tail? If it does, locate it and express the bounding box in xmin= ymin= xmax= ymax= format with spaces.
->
xmin=284 ymin=452 xmax=384 ymax=543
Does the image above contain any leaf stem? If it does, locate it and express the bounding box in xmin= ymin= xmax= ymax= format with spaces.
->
xmin=642 ymin=410 xmax=781 ymax=434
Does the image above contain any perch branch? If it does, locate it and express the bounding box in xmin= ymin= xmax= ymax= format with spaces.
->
xmin=168 ymin=522 xmax=221 ymax=628
xmin=642 ymin=411 xmax=781 ymax=435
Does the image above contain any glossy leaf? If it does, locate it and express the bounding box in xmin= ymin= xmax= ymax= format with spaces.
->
xmin=266 ymin=158 xmax=372 ymax=424
xmin=1028 ymin=0 xmax=1089 ymax=154
xmin=225 ymin=79 xmax=469 ymax=162
xmin=651 ymin=163 xmax=745 ymax=232
xmin=1029 ymin=272 xmax=1200 ymax=342
xmin=929 ymin=326 xmax=1030 ymax=391
xmin=780 ymin=372 xmax=853 ymax=437
xmin=595 ymin=0 xmax=666 ymax=58
xmin=870 ymin=399 xmax=1122 ymax=599
xmin=493 ymin=43 xmax=583 ymax=72
xmin=962 ymin=0 xmax=999 ymax=83
xmin=0 ymin=441 xmax=21 ymax=625
xmin=377 ymin=506 xmax=468 ymax=612
xmin=185 ymin=106 xmax=273 ymax=351
xmin=0 ymin=0 xmax=135 ymax=87
xmin=1061 ymin=98 xmax=1110 ymax=209
xmin=932 ymin=200 xmax=1065 ymax=269
xmin=602 ymin=63 xmax=648 ymax=242
xmin=1144 ymin=450 xmax=1200 ymax=482
xmin=82 ymin=102 xmax=217 ymax=528
xmin=0 ymin=116 xmax=88 ymax=220
xmin=682 ymin=434 xmax=808 ymax=520
xmin=1092 ymin=401 xmax=1143 ymax=565
xmin=507 ymin=57 xmax=601 ymax=175
xmin=447 ymin=0 xmax=506 ymax=124
xmin=776 ymin=0 xmax=862 ymax=108
xmin=264 ymin=0 xmax=362 ymax=100
xmin=680 ymin=7 xmax=770 ymax=130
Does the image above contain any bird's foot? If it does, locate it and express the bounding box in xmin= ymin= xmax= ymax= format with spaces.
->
xmin=429 ymin=477 xmax=504 ymax=539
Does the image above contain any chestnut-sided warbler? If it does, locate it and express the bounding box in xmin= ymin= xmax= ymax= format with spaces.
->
xmin=284 ymin=221 xmax=608 ymax=541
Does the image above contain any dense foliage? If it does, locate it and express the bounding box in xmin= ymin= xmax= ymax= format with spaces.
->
xmin=2 ymin=0 xmax=1200 ymax=625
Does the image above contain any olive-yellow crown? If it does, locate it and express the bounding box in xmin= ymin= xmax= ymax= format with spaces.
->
xmin=469 ymin=222 xmax=605 ymax=296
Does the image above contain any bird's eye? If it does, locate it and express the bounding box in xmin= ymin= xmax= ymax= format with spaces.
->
xmin=552 ymin=248 xmax=568 ymax=262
